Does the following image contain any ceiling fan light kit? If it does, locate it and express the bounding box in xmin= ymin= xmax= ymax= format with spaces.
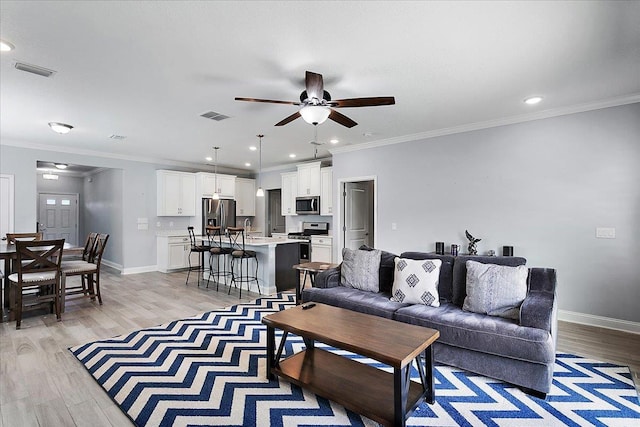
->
xmin=300 ymin=105 xmax=330 ymax=125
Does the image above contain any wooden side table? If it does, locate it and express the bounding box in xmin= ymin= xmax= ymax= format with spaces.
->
xmin=292 ymin=261 xmax=338 ymax=304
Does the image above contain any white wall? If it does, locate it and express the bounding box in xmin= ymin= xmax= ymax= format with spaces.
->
xmin=332 ymin=103 xmax=640 ymax=323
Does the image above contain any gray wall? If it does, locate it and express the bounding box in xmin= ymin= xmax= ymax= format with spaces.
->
xmin=332 ymin=103 xmax=640 ymax=323
xmin=83 ymin=169 xmax=123 ymax=266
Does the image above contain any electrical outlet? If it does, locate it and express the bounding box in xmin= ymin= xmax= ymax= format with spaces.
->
xmin=596 ymin=227 xmax=615 ymax=239
xmin=391 ymin=222 xmax=397 ymax=230
xmin=156 ymin=222 xmax=161 ymax=227
xmin=169 ymin=221 xmax=174 ymax=227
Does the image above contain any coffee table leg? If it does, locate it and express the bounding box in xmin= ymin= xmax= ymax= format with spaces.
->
xmin=425 ymin=345 xmax=435 ymax=404
xmin=266 ymin=325 xmax=275 ymax=380
xmin=394 ymin=366 xmax=409 ymax=427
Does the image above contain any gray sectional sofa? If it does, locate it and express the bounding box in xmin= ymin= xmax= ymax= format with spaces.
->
xmin=301 ymin=250 xmax=558 ymax=398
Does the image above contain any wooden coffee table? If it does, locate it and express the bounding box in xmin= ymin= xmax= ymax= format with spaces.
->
xmin=262 ymin=303 xmax=440 ymax=427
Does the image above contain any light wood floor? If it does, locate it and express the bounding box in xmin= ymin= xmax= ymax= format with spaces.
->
xmin=0 ymin=267 xmax=638 ymax=426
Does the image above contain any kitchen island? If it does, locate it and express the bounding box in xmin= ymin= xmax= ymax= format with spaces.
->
xmin=157 ymin=232 xmax=300 ymax=295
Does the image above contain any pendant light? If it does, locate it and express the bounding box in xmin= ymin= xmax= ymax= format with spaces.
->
xmin=256 ymin=134 xmax=264 ymax=197
xmin=212 ymin=146 xmax=220 ymax=200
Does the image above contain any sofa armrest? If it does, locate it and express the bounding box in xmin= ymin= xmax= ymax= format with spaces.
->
xmin=520 ymin=268 xmax=558 ymax=332
xmin=314 ymin=265 xmax=341 ymax=289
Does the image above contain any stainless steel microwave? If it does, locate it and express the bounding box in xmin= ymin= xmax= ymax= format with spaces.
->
xmin=295 ymin=196 xmax=320 ymax=215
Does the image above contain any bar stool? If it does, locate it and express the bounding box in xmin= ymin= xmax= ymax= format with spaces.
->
xmin=228 ymin=227 xmax=260 ymax=298
xmin=186 ymin=226 xmax=209 ymax=286
xmin=205 ymin=226 xmax=233 ymax=291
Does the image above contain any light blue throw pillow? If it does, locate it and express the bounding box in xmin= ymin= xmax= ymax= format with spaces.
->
xmin=341 ymin=248 xmax=381 ymax=292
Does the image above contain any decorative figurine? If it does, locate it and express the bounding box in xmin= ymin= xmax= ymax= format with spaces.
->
xmin=465 ymin=230 xmax=481 ymax=255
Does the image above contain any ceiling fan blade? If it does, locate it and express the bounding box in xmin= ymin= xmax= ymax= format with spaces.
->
xmin=331 ymin=96 xmax=396 ymax=108
xmin=328 ymin=109 xmax=357 ymax=128
xmin=305 ymin=71 xmax=324 ymax=101
xmin=275 ymin=111 xmax=301 ymax=126
xmin=235 ymin=97 xmax=298 ymax=105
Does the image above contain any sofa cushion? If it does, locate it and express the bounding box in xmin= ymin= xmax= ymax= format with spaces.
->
xmin=452 ymin=255 xmax=527 ymax=307
xmin=400 ymin=252 xmax=455 ymax=302
xmin=394 ymin=303 xmax=554 ymax=364
xmin=302 ymin=286 xmax=410 ymax=319
xmin=341 ymin=247 xmax=381 ymax=292
xmin=390 ymin=258 xmax=441 ymax=306
xmin=359 ymin=245 xmax=398 ymax=293
xmin=463 ymin=260 xmax=528 ymax=320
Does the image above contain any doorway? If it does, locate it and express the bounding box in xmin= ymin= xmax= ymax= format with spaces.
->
xmin=338 ymin=177 xmax=376 ymax=262
xmin=38 ymin=193 xmax=79 ymax=245
xmin=267 ymin=189 xmax=285 ymax=236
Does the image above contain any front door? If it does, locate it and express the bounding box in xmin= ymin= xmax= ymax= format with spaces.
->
xmin=38 ymin=193 xmax=79 ymax=245
xmin=344 ymin=181 xmax=373 ymax=250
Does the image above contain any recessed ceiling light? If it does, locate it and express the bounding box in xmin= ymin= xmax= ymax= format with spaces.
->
xmin=289 ymin=154 xmax=296 ymax=158
xmin=245 ymin=162 xmax=251 ymax=167
xmin=48 ymin=122 xmax=73 ymax=134
xmin=54 ymin=163 xmax=68 ymax=169
xmin=205 ymin=156 xmax=213 ymax=162
xmin=524 ymin=96 xmax=543 ymax=105
xmin=330 ymin=139 xmax=339 ymax=144
xmin=0 ymin=40 xmax=15 ymax=52
xmin=249 ymin=146 xmax=257 ymax=151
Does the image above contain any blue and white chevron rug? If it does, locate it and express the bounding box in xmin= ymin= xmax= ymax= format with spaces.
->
xmin=70 ymin=294 xmax=640 ymax=426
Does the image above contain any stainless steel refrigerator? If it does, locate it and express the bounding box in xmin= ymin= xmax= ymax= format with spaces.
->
xmin=202 ymin=198 xmax=236 ymax=236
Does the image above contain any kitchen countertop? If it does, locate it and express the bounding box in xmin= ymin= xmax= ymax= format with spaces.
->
xmin=156 ymin=231 xmax=299 ymax=246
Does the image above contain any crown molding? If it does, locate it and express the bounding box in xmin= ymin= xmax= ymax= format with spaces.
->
xmin=0 ymin=138 xmax=250 ymax=176
xmin=330 ymin=94 xmax=640 ymax=155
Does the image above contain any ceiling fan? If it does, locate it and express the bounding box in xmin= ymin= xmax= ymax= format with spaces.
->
xmin=235 ymin=71 xmax=395 ymax=128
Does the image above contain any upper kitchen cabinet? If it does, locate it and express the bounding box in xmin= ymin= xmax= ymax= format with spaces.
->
xmin=281 ymin=172 xmax=298 ymax=216
xmin=320 ymin=167 xmax=333 ymax=216
xmin=157 ymin=170 xmax=196 ymax=216
xmin=235 ymin=178 xmax=256 ymax=216
xmin=196 ymin=172 xmax=236 ymax=199
xmin=296 ymin=161 xmax=321 ymax=196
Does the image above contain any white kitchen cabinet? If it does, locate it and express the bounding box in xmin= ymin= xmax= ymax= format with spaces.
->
xmin=235 ymin=178 xmax=256 ymax=216
xmin=320 ymin=167 xmax=333 ymax=216
xmin=157 ymin=235 xmax=200 ymax=272
xmin=311 ymin=235 xmax=333 ymax=263
xmin=157 ymin=170 xmax=196 ymax=216
xmin=296 ymin=161 xmax=321 ymax=196
xmin=197 ymin=172 xmax=236 ymax=198
xmin=281 ymin=172 xmax=298 ymax=216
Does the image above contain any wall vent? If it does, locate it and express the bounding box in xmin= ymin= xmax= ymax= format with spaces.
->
xmin=109 ymin=134 xmax=127 ymax=140
xmin=200 ymin=111 xmax=230 ymax=121
xmin=14 ymin=62 xmax=57 ymax=78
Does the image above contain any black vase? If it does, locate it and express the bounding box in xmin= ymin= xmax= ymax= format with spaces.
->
xmin=502 ymin=246 xmax=514 ymax=256
xmin=435 ymin=242 xmax=444 ymax=255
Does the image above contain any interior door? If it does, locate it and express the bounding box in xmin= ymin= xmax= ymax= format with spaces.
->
xmin=38 ymin=193 xmax=79 ymax=245
xmin=268 ymin=189 xmax=285 ymax=235
xmin=344 ymin=181 xmax=372 ymax=250
xmin=0 ymin=174 xmax=14 ymax=240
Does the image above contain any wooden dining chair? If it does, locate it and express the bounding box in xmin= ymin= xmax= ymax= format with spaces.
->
xmin=60 ymin=233 xmax=109 ymax=311
xmin=8 ymin=239 xmax=65 ymax=329
xmin=6 ymin=232 xmax=43 ymax=243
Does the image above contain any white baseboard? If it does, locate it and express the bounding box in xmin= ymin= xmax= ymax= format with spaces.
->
xmin=121 ymin=265 xmax=158 ymax=275
xmin=101 ymin=259 xmax=157 ymax=275
xmin=558 ymin=310 xmax=640 ymax=334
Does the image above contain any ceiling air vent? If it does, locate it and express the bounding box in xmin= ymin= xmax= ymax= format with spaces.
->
xmin=14 ymin=62 xmax=57 ymax=78
xmin=109 ymin=134 xmax=127 ymax=140
xmin=201 ymin=111 xmax=230 ymax=121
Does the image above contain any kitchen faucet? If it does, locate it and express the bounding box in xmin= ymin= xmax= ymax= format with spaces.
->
xmin=244 ymin=218 xmax=251 ymax=236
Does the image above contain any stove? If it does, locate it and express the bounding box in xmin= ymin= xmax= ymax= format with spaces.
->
xmin=288 ymin=222 xmax=329 ymax=263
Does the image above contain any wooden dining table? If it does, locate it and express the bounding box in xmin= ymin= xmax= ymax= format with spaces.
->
xmin=0 ymin=242 xmax=83 ymax=321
